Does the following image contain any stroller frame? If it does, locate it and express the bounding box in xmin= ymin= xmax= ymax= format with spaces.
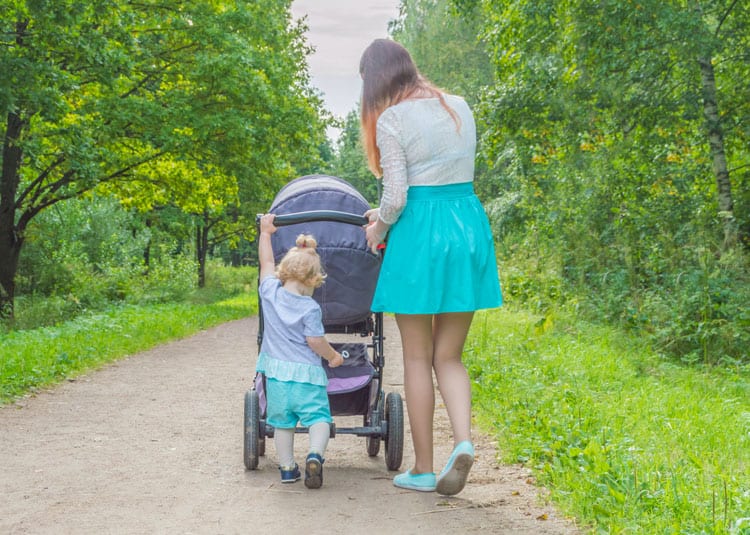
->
xmin=244 ymin=209 xmax=404 ymax=472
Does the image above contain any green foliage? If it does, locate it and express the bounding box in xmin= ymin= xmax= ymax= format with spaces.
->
xmin=635 ymin=248 xmax=750 ymax=366
xmin=120 ymin=252 xmax=197 ymax=305
xmin=189 ymin=259 xmax=256 ymax=304
xmin=0 ymin=0 xmax=328 ymax=314
xmin=17 ymin=196 xmax=146 ymax=298
xmin=8 ymin=238 xmax=252 ymax=331
xmin=327 ymin=110 xmax=378 ymax=203
xmin=391 ymin=0 xmax=493 ymax=107
xmin=12 ymin=195 xmax=200 ymax=322
xmin=452 ymin=0 xmax=750 ymax=363
xmin=466 ymin=308 xmax=750 ymax=533
xmin=0 ymin=294 xmax=254 ymax=404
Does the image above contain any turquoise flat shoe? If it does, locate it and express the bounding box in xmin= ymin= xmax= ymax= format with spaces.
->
xmin=393 ymin=470 xmax=436 ymax=492
xmin=436 ymin=440 xmax=474 ymax=496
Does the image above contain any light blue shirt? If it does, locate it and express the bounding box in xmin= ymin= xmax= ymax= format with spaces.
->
xmin=256 ymin=275 xmax=328 ymax=386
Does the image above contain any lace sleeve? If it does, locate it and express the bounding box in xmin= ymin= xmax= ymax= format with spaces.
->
xmin=376 ymin=111 xmax=408 ymax=225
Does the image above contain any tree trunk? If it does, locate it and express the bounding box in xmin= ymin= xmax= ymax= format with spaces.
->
xmin=230 ymin=207 xmax=240 ymax=267
xmin=196 ymin=213 xmax=209 ymax=288
xmin=698 ymin=54 xmax=736 ymax=250
xmin=0 ymin=110 xmax=26 ymax=319
xmin=0 ymin=236 xmax=21 ymax=320
xmin=142 ymin=217 xmax=152 ymax=274
xmin=230 ymin=249 xmax=241 ymax=267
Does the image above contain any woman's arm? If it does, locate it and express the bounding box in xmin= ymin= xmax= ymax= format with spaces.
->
xmin=364 ymin=112 xmax=406 ymax=253
xmin=376 ymin=112 xmax=408 ymax=225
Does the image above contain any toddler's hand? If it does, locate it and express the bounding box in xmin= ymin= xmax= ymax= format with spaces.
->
xmin=260 ymin=213 xmax=277 ymax=234
xmin=328 ymin=352 xmax=344 ymax=368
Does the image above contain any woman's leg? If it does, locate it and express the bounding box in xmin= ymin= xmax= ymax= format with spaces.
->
xmin=395 ymin=313 xmax=435 ymax=474
xmin=432 ymin=312 xmax=474 ymax=446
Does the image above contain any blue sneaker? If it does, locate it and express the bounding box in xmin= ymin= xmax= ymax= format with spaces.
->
xmin=436 ymin=441 xmax=474 ymax=496
xmin=392 ymin=470 xmax=436 ymax=492
xmin=304 ymin=453 xmax=324 ymax=489
xmin=279 ymin=463 xmax=300 ymax=483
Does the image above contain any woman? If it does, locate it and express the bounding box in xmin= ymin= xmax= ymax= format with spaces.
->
xmin=359 ymin=39 xmax=502 ymax=496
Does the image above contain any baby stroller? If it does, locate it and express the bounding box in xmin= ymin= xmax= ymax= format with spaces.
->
xmin=243 ymin=174 xmax=404 ymax=472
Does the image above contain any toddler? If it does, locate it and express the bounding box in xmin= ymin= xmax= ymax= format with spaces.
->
xmin=256 ymin=213 xmax=343 ymax=488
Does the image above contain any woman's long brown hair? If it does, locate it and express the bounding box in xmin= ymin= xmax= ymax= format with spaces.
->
xmin=359 ymin=39 xmax=459 ymax=177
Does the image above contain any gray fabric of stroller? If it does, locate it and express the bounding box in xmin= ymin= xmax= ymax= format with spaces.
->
xmin=269 ymin=175 xmax=380 ymax=327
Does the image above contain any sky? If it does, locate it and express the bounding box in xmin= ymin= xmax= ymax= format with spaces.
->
xmin=290 ymin=0 xmax=402 ymax=141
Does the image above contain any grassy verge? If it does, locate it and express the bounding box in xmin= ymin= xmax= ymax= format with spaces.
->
xmin=0 ymin=292 xmax=256 ymax=404
xmin=466 ymin=309 xmax=750 ymax=534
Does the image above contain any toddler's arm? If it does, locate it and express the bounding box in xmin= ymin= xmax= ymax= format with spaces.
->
xmin=306 ymin=336 xmax=344 ymax=368
xmin=258 ymin=214 xmax=277 ymax=280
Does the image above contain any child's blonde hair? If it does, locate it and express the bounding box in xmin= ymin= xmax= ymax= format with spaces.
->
xmin=276 ymin=234 xmax=326 ymax=288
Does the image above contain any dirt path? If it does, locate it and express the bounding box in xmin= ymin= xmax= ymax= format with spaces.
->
xmin=1 ymin=315 xmax=578 ymax=534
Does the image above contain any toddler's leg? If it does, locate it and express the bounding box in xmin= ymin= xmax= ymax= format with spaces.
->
xmin=275 ymin=427 xmax=300 ymax=483
xmin=308 ymin=422 xmax=330 ymax=456
xmin=305 ymin=422 xmax=329 ymax=489
xmin=275 ymin=427 xmax=295 ymax=467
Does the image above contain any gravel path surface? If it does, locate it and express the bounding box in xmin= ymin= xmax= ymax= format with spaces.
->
xmin=1 ymin=315 xmax=578 ymax=534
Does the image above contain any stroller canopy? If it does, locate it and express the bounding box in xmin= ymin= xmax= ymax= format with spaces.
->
xmin=269 ymin=175 xmax=380 ymax=327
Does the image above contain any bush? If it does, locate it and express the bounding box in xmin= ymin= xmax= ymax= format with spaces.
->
xmin=640 ymin=249 xmax=750 ymax=366
xmin=494 ymin=225 xmax=750 ymax=366
xmin=122 ymin=253 xmax=197 ymax=305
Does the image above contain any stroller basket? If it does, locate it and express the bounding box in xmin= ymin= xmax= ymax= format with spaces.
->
xmin=255 ymin=342 xmax=375 ymax=417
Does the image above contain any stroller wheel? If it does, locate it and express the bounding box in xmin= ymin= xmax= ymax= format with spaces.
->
xmin=243 ymin=389 xmax=261 ymax=470
xmin=384 ymin=392 xmax=404 ymax=471
xmin=366 ymin=391 xmax=384 ymax=457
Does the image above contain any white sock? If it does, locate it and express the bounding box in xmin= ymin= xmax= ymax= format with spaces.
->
xmin=275 ymin=428 xmax=295 ymax=467
xmin=308 ymin=422 xmax=330 ymax=457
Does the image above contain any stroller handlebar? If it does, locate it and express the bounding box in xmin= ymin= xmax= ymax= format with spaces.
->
xmin=257 ymin=210 xmax=369 ymax=227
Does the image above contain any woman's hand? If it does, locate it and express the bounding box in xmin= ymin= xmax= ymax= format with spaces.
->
xmin=364 ymin=208 xmax=379 ymax=224
xmin=364 ymin=213 xmax=389 ymax=254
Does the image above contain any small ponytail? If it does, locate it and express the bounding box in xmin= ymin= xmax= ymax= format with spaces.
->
xmin=295 ymin=234 xmax=318 ymax=250
xmin=277 ymin=234 xmax=326 ymax=288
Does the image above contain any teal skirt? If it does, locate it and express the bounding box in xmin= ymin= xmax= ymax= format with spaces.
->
xmin=371 ymin=182 xmax=502 ymax=314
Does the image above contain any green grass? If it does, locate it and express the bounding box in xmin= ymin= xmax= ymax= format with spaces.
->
xmin=0 ymin=292 xmax=256 ymax=404
xmin=466 ymin=309 xmax=750 ymax=534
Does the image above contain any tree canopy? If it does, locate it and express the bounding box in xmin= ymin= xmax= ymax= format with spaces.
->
xmin=1 ymin=0 xmax=328 ymax=316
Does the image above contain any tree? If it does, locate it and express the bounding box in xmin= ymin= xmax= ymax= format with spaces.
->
xmin=462 ymin=0 xmax=748 ymax=252
xmin=391 ymin=0 xmax=493 ymax=109
xmin=449 ymin=0 xmax=749 ymax=361
xmin=327 ymin=110 xmax=377 ymax=204
xmin=1 ymin=0 xmax=327 ymax=316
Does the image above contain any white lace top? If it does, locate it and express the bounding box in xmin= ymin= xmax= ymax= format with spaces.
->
xmin=376 ymin=94 xmax=476 ymax=225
